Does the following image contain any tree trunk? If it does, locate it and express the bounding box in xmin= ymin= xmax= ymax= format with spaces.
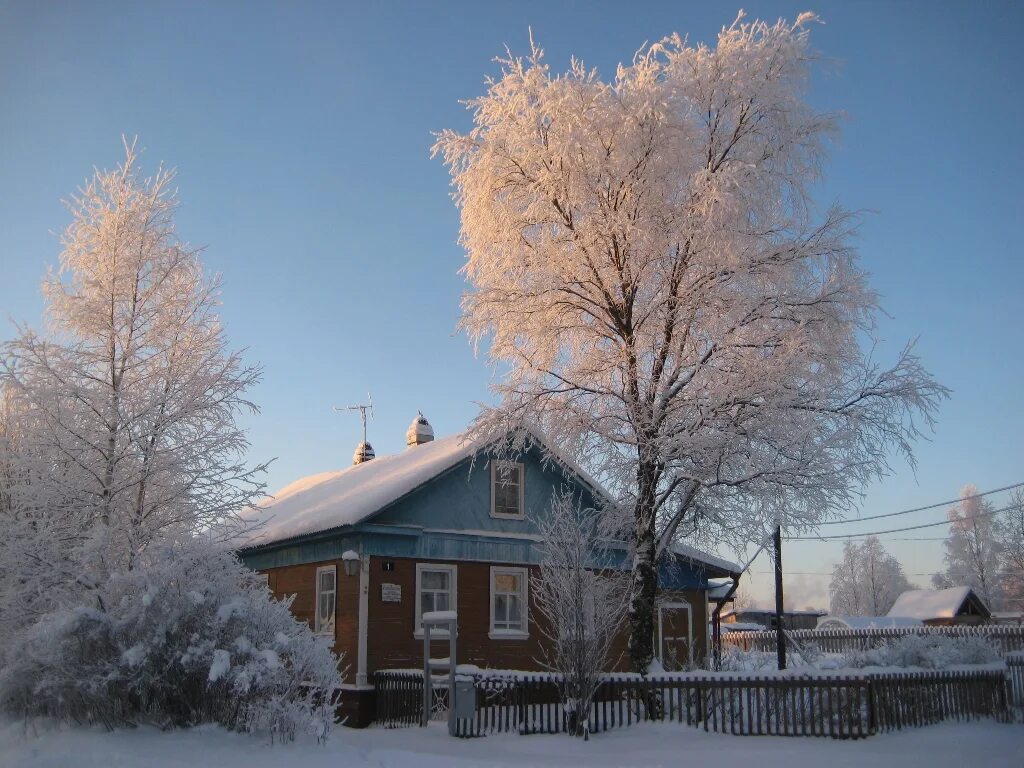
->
xmin=628 ymin=461 xmax=659 ymax=673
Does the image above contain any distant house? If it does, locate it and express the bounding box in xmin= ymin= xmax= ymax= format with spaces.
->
xmin=886 ymin=586 xmax=991 ymax=626
xmin=721 ymin=607 xmax=825 ymax=631
xmin=238 ymin=414 xmax=740 ymax=726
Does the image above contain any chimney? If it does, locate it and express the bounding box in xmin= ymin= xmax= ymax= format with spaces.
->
xmin=406 ymin=411 xmax=434 ymax=447
xmin=352 ymin=441 xmax=375 ymax=465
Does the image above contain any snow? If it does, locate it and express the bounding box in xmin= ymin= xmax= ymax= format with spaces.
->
xmin=422 ymin=611 xmax=458 ymax=622
xmin=208 ymin=649 xmax=231 ymax=682
xmin=3 ymin=718 xmax=1021 ymax=768
xmin=816 ymin=616 xmax=925 ymax=630
xmin=670 ymin=542 xmax=741 ymax=575
xmin=721 ymin=622 xmax=767 ymax=632
xmin=887 ymin=587 xmax=974 ymax=621
xmin=241 ymin=433 xmax=481 ymax=546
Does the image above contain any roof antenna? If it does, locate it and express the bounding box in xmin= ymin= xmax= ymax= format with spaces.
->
xmin=334 ymin=394 xmax=375 ymax=464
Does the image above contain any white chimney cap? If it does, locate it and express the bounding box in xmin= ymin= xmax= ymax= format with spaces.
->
xmin=406 ymin=411 xmax=435 ymax=446
xmin=352 ymin=441 xmax=375 ymax=465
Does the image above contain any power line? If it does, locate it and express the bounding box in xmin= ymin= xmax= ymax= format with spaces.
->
xmin=752 ymin=569 xmax=1024 ymax=578
xmin=786 ymin=500 xmax=1015 ymax=540
xmin=817 ymin=481 xmax=1024 ymax=527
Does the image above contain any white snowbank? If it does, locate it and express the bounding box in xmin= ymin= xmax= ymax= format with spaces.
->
xmin=2 ymin=718 xmax=1020 ymax=768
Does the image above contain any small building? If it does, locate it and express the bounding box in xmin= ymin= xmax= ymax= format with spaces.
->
xmin=721 ymin=607 xmax=825 ymax=631
xmin=238 ymin=415 xmax=740 ymax=725
xmin=886 ymin=586 xmax=991 ymax=626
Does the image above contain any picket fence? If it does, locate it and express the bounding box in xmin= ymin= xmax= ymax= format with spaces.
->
xmin=721 ymin=625 xmax=1024 ymax=655
xmin=374 ymin=667 xmax=1012 ymax=738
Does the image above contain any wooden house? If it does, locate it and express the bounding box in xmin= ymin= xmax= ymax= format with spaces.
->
xmin=238 ymin=414 xmax=740 ymax=726
xmin=886 ymin=586 xmax=992 ymax=626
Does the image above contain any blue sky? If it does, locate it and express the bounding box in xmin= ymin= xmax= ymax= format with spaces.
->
xmin=2 ymin=1 xmax=1022 ymax=607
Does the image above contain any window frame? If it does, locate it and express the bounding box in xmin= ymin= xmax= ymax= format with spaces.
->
xmin=490 ymin=460 xmax=525 ymax=520
xmin=489 ymin=565 xmax=529 ymax=639
xmin=414 ymin=563 xmax=458 ymax=638
xmin=314 ymin=564 xmax=337 ymax=637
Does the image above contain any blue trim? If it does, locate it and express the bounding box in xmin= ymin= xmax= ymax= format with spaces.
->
xmin=239 ymin=525 xmax=716 ymax=589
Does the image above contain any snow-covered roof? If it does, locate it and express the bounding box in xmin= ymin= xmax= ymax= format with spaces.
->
xmin=720 ymin=622 xmax=766 ymax=632
xmin=240 ymin=425 xmax=744 ymax=579
xmin=241 ymin=426 xmax=608 ymax=549
xmin=886 ymin=587 xmax=978 ymax=621
xmin=671 ymin=542 xmax=741 ymax=575
xmin=816 ymin=615 xmax=924 ymax=630
xmin=241 ymin=432 xmax=481 ymax=547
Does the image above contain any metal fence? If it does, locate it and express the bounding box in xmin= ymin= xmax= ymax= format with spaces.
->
xmin=374 ymin=667 xmax=1011 ymax=738
xmin=721 ymin=625 xmax=1024 ymax=655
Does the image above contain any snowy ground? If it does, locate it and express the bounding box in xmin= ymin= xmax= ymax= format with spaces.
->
xmin=3 ymin=719 xmax=1022 ymax=768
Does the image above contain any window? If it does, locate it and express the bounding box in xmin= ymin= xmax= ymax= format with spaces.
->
xmin=415 ymin=563 xmax=457 ymax=636
xmin=315 ymin=565 xmax=336 ymax=636
xmin=491 ymin=460 xmax=524 ymax=519
xmin=490 ymin=566 xmax=528 ymax=638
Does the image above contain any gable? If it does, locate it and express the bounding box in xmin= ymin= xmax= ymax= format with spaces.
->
xmin=370 ymin=443 xmax=602 ymax=536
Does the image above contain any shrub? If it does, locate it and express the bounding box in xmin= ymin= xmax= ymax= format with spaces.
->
xmin=0 ymin=539 xmax=343 ymax=741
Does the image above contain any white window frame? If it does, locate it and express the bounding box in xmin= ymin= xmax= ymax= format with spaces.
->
xmin=489 ymin=566 xmax=529 ymax=639
xmin=415 ymin=563 xmax=457 ymax=638
xmin=490 ymin=460 xmax=525 ymax=519
xmin=314 ymin=564 xmax=337 ymax=637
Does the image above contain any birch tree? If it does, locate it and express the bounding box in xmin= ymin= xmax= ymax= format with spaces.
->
xmin=997 ymin=489 xmax=1024 ymax=612
xmin=933 ymin=485 xmax=1004 ymax=610
xmin=829 ymin=536 xmax=911 ymax=616
xmin=0 ymin=140 xmax=267 ymax=637
xmin=435 ymin=14 xmax=946 ymax=671
xmin=532 ymin=489 xmax=629 ymax=737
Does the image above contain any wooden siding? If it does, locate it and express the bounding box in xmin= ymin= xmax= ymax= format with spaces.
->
xmin=261 ymin=559 xmax=360 ymax=684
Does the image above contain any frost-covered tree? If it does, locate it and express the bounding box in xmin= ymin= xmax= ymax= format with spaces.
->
xmin=0 ymin=537 xmax=342 ymax=739
xmin=0 ymin=139 xmax=266 ymax=640
xmin=435 ymin=14 xmax=945 ymax=670
xmin=829 ymin=536 xmax=911 ymax=616
xmin=932 ymin=486 xmax=1003 ymax=610
xmin=532 ymin=489 xmax=629 ymax=737
xmin=997 ymin=489 xmax=1024 ymax=612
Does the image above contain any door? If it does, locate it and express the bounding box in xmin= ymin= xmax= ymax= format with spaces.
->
xmin=658 ymin=603 xmax=692 ymax=671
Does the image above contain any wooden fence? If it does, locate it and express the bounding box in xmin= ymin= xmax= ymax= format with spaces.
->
xmin=721 ymin=625 xmax=1024 ymax=655
xmin=1007 ymin=653 xmax=1024 ymax=722
xmin=374 ymin=667 xmax=1011 ymax=738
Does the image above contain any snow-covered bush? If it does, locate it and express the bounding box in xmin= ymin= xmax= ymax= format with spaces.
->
xmin=842 ymin=633 xmax=1000 ymax=670
xmin=0 ymin=539 xmax=343 ymax=740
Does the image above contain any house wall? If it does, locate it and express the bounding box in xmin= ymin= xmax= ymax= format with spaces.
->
xmin=261 ymin=557 xmax=360 ymax=685
xmin=260 ymin=554 xmax=711 ymax=679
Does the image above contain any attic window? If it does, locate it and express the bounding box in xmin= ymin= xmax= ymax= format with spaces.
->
xmin=491 ymin=460 xmax=524 ymax=519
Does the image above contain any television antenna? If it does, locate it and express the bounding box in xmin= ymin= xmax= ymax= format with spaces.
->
xmin=334 ymin=394 xmax=374 ymax=445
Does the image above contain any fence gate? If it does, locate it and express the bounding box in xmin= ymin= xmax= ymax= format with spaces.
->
xmin=422 ymin=610 xmax=458 ymax=735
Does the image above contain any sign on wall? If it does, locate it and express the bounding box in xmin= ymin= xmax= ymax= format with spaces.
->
xmin=381 ymin=583 xmax=402 ymax=603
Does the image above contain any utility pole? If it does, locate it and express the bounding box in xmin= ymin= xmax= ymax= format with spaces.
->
xmin=773 ymin=523 xmax=787 ymax=670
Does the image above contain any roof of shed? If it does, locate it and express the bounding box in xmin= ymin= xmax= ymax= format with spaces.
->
xmin=886 ymin=587 xmax=985 ymax=620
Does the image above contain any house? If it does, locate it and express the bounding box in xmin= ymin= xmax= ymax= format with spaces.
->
xmin=720 ymin=607 xmax=825 ymax=631
xmin=238 ymin=414 xmax=741 ymax=726
xmin=886 ymin=586 xmax=991 ymax=626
